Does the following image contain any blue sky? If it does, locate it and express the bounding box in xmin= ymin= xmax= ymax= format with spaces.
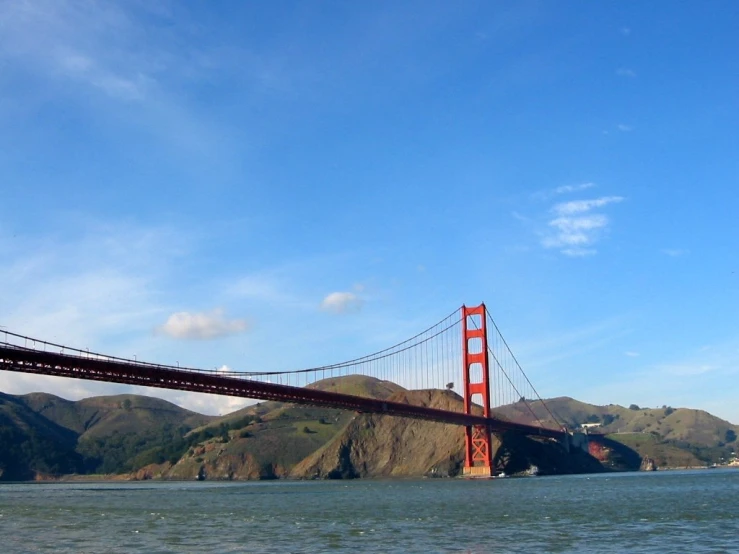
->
xmin=1 ymin=1 xmax=738 ymax=420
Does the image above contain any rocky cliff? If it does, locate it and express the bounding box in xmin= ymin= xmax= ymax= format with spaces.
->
xmin=290 ymin=388 xmax=604 ymax=479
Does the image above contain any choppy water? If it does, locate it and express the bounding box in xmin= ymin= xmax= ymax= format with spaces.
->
xmin=1 ymin=470 xmax=738 ymax=553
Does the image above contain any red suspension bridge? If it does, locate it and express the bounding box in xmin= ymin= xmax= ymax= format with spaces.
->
xmin=0 ymin=303 xmax=583 ymax=477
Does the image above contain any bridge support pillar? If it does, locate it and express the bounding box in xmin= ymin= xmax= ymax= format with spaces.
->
xmin=462 ymin=304 xmax=493 ymax=477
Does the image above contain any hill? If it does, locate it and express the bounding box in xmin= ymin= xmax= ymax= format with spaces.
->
xmin=497 ymin=397 xmax=739 ymax=467
xmin=0 ymin=392 xmax=214 ymax=478
xmin=18 ymin=392 xmax=212 ymax=439
xmin=3 ymin=377 xmax=736 ymax=480
xmin=0 ymin=392 xmax=85 ymax=480
xmin=291 ymin=388 xmax=603 ymax=479
xmin=138 ymin=378 xmax=606 ymax=481
xmin=144 ymin=375 xmax=405 ymax=480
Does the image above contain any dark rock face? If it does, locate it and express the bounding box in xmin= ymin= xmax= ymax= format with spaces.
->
xmin=640 ymin=457 xmax=658 ymax=471
xmin=588 ymin=437 xmax=643 ymax=471
xmin=494 ymin=432 xmax=604 ymax=477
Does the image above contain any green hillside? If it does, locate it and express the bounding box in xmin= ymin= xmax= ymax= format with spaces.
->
xmin=496 ymin=397 xmax=739 ymax=466
xmin=0 ymin=392 xmax=85 ymax=480
xmin=19 ymin=392 xmax=213 ymax=438
xmin=6 ymin=392 xmax=214 ymax=476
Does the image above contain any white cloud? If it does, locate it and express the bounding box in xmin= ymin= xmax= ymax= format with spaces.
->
xmin=157 ymin=309 xmax=249 ymax=340
xmin=617 ymin=124 xmax=633 ymax=132
xmin=620 ymin=27 xmax=631 ymax=36
xmin=625 ymin=351 xmax=640 ymax=357
xmin=553 ymin=182 xmax=595 ymax=195
xmin=552 ymin=196 xmax=624 ymax=216
xmin=169 ymin=392 xmax=253 ymax=415
xmin=320 ymin=292 xmax=363 ymax=314
xmin=544 ymin=215 xmax=608 ymax=247
xmin=541 ymin=195 xmax=624 ymax=256
xmin=616 ymin=68 xmax=636 ymax=78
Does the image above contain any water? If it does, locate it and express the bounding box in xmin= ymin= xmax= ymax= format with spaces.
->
xmin=1 ymin=470 xmax=738 ymax=553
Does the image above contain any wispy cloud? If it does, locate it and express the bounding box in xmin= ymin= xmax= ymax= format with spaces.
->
xmin=560 ymin=247 xmax=597 ymax=257
xmin=581 ymin=337 xmax=739 ymax=423
xmin=55 ymin=50 xmax=150 ymax=102
xmin=553 ymin=182 xmax=595 ymax=195
xmin=0 ymin=1 xmax=156 ymax=101
xmin=512 ymin=315 xmax=632 ymax=379
xmin=625 ymin=351 xmax=640 ymax=357
xmin=552 ymin=196 xmax=624 ymax=216
xmin=620 ymin=27 xmax=631 ymax=36
xmin=662 ymin=248 xmax=690 ymax=257
xmin=0 ymin=0 xmax=237 ymax=158
xmin=0 ymin=221 xmax=183 ymax=345
xmin=157 ymin=309 xmax=249 ymax=340
xmin=617 ymin=124 xmax=633 ymax=132
xmin=616 ymin=68 xmax=637 ymax=78
xmin=320 ymin=292 xmax=364 ymax=314
xmin=227 ymin=274 xmax=295 ymax=305
xmin=541 ymin=195 xmax=624 ymax=257
xmin=0 ymin=221 xmax=260 ymax=415
xmin=658 ymin=363 xmax=716 ymax=377
xmin=530 ymin=182 xmax=595 ymax=201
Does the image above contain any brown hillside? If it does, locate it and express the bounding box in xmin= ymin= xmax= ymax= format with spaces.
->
xmin=291 ymin=389 xmax=604 ymax=479
xmin=291 ymin=389 xmax=471 ymax=479
xmin=159 ymin=375 xmax=402 ymax=481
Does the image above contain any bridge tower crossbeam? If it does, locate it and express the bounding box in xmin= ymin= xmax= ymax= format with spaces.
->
xmin=462 ymin=304 xmax=494 ymax=477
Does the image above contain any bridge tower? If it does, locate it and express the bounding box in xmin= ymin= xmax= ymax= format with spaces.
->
xmin=462 ymin=304 xmax=494 ymax=477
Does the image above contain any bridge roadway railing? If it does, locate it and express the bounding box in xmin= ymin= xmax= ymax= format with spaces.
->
xmin=0 ymin=343 xmax=566 ymax=440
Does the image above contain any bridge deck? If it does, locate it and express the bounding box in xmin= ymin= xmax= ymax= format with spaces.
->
xmin=0 ymin=344 xmax=567 ymax=439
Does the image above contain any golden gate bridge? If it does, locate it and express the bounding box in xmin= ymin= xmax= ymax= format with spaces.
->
xmin=0 ymin=303 xmax=587 ymax=477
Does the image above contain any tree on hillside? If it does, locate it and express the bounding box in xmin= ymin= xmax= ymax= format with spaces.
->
xmin=629 ymin=404 xmax=640 ymax=411
xmin=726 ymin=429 xmax=737 ymax=443
xmin=664 ymin=406 xmax=675 ymax=416
xmin=219 ymin=423 xmax=230 ymax=442
xmin=602 ymin=414 xmax=617 ymax=426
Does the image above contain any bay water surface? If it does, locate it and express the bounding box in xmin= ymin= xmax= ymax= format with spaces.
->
xmin=1 ymin=469 xmax=738 ymax=553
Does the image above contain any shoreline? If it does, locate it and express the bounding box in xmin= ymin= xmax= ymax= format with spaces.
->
xmin=9 ymin=465 xmax=739 ymax=484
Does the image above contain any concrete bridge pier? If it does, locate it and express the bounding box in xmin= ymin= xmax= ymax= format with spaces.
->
xmin=559 ymin=431 xmax=590 ymax=454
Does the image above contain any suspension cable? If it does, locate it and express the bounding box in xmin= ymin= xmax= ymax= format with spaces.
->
xmin=0 ymin=307 xmax=462 ymax=378
xmin=485 ymin=311 xmax=563 ymax=428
